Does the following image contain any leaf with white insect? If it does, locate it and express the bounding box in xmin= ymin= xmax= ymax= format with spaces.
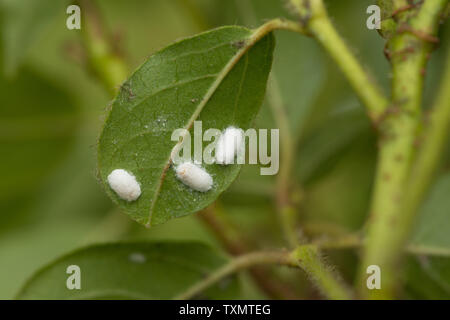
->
xmin=16 ymin=242 xmax=239 ymax=299
xmin=98 ymin=26 xmax=274 ymax=226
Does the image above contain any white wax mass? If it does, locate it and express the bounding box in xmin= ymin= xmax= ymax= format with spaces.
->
xmin=215 ymin=127 xmax=243 ymax=165
xmin=107 ymin=169 xmax=141 ymax=201
xmin=175 ymin=162 xmax=213 ymax=192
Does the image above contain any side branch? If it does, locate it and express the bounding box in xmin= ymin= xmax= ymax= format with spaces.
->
xmin=266 ymin=78 xmax=301 ymax=248
xmin=174 ymin=251 xmax=292 ymax=300
xmin=290 ymin=246 xmax=353 ymax=299
xmin=399 ymin=50 xmax=450 ymax=259
xmin=175 ymin=244 xmax=352 ymax=300
xmin=76 ymin=0 xmax=128 ymax=95
xmin=288 ymin=0 xmax=390 ymax=122
xmin=198 ymin=206 xmax=301 ymax=299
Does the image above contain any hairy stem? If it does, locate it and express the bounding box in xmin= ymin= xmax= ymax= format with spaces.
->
xmin=254 ymin=17 xmax=308 ymax=36
xmin=198 ymin=206 xmax=301 ymax=299
xmin=267 ymin=78 xmax=301 ymax=248
xmin=403 ymin=51 xmax=450 ymax=223
xmin=290 ymin=245 xmax=352 ymax=299
xmin=358 ymin=0 xmax=448 ymax=299
xmin=288 ymin=0 xmax=389 ymax=122
xmin=174 ymin=250 xmax=293 ymax=300
xmin=176 ymin=244 xmax=352 ymax=300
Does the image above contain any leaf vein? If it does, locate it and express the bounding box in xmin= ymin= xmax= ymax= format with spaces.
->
xmin=127 ymin=73 xmax=218 ymax=113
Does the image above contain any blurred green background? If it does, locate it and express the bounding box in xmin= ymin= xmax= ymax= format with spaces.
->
xmin=0 ymin=0 xmax=449 ymax=299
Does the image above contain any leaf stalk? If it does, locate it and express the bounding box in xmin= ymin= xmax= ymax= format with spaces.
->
xmin=287 ymin=0 xmax=390 ymax=122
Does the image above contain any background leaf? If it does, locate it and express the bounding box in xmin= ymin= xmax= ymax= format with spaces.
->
xmin=0 ymin=67 xmax=79 ymax=231
xmin=17 ymin=241 xmax=239 ymax=299
xmin=0 ymin=0 xmax=66 ymax=76
xmin=98 ymin=26 xmax=274 ymax=226
xmin=297 ymin=107 xmax=372 ymax=184
xmin=410 ymin=172 xmax=450 ymax=254
xmin=405 ymin=256 xmax=450 ymax=299
xmin=404 ymin=172 xmax=450 ymax=299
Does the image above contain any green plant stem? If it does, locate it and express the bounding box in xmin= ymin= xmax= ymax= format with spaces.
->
xmin=288 ymin=0 xmax=389 ymax=122
xmin=198 ymin=205 xmax=301 ymax=300
xmin=312 ymin=234 xmax=362 ymax=250
xmin=174 ymin=250 xmax=292 ymax=300
xmin=402 ymin=52 xmax=450 ymax=224
xmin=358 ymin=0 xmax=448 ymax=299
xmin=77 ymin=0 xmax=128 ymax=95
xmin=315 ymin=233 xmax=450 ymax=257
xmin=408 ymin=244 xmax=450 ymax=257
xmin=385 ymin=49 xmax=450 ymax=270
xmin=255 ymin=18 xmax=308 ymax=36
xmin=290 ymin=245 xmax=352 ymax=299
xmin=267 ymin=78 xmax=300 ymax=248
xmin=175 ymin=244 xmax=352 ymax=300
xmin=199 ymin=204 xmax=353 ymax=300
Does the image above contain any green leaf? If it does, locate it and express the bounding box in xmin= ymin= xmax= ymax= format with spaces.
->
xmin=302 ymin=128 xmax=377 ymax=231
xmin=297 ymin=106 xmax=371 ymax=184
xmin=16 ymin=241 xmax=239 ymax=299
xmin=0 ymin=67 xmax=79 ymax=232
xmin=98 ymin=26 xmax=274 ymax=226
xmin=410 ymin=173 xmax=450 ymax=256
xmin=403 ymin=173 xmax=450 ymax=299
xmin=405 ymin=256 xmax=450 ymax=299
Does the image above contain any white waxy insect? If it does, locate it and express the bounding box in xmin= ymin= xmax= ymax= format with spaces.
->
xmin=175 ymin=162 xmax=213 ymax=192
xmin=107 ymin=169 xmax=141 ymax=201
xmin=215 ymin=126 xmax=243 ymax=165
